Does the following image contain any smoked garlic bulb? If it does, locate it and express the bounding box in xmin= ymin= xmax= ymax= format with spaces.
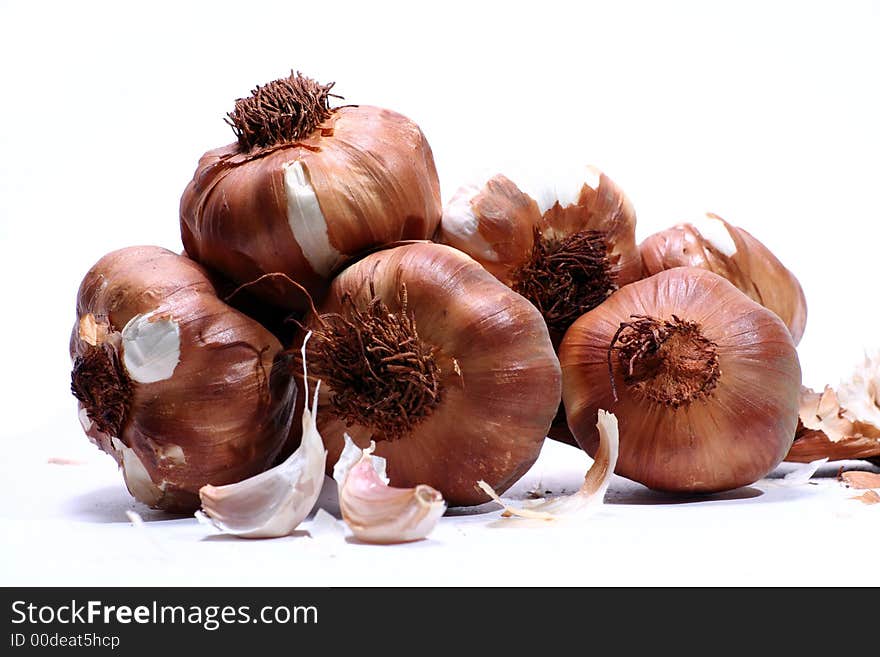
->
xmin=297 ymin=242 xmax=562 ymax=506
xmin=180 ymin=71 xmax=441 ymax=311
xmin=560 ymin=267 xmax=801 ymax=493
xmin=640 ymin=213 xmax=807 ymax=344
xmin=438 ymin=165 xmax=641 ymax=344
xmin=70 ymin=246 xmax=296 ymax=512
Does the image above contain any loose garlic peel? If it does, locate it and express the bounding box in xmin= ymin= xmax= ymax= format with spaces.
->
xmin=786 ymin=354 xmax=880 ymax=463
xmin=196 ymin=333 xmax=327 ymax=539
xmin=333 ymin=435 xmax=445 ymax=544
xmin=478 ymin=410 xmax=619 ymax=521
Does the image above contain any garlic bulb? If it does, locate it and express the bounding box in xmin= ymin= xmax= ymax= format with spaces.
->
xmin=478 ymin=409 xmax=619 ymax=520
xmin=640 ymin=213 xmax=807 ymax=344
xmin=333 ymin=435 xmax=445 ymax=543
xmin=438 ymin=165 xmax=641 ymax=344
xmin=180 ymin=71 xmax=441 ymax=311
xmin=70 ymin=246 xmax=296 ymax=512
xmin=296 ymin=242 xmax=562 ymax=507
xmin=560 ymin=267 xmax=802 ymax=493
xmin=197 ymin=334 xmax=327 ymax=538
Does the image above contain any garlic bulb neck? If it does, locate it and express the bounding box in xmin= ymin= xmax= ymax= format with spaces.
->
xmin=511 ymin=228 xmax=615 ymax=340
xmin=309 ymin=284 xmax=442 ymax=440
xmin=611 ymin=315 xmax=720 ymax=408
xmin=226 ymin=71 xmax=336 ymax=151
xmin=71 ymin=341 xmax=132 ymax=438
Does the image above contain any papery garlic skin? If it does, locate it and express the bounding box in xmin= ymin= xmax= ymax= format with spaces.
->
xmin=298 ymin=242 xmax=562 ymax=507
xmin=478 ymin=409 xmax=619 ymax=520
xmin=785 ymin=359 xmax=880 ymax=463
xmin=837 ymin=352 xmax=880 ymax=431
xmin=70 ymin=246 xmax=296 ymax=512
xmin=640 ymin=213 xmax=807 ymax=344
xmin=181 ymin=94 xmax=441 ymax=311
xmin=334 ymin=436 xmax=445 ymax=544
xmin=560 ymin=267 xmax=801 ymax=493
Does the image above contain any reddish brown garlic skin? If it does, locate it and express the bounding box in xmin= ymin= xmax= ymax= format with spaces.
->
xmin=640 ymin=214 xmax=807 ymax=344
xmin=180 ymin=103 xmax=442 ymax=311
xmin=296 ymin=243 xmax=562 ymax=507
xmin=438 ymin=168 xmax=642 ymax=344
xmin=70 ymin=246 xmax=295 ymax=512
xmin=560 ymin=267 xmax=801 ymax=493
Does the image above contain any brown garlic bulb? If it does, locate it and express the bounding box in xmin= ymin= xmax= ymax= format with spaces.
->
xmin=297 ymin=242 xmax=562 ymax=507
xmin=640 ymin=213 xmax=807 ymax=344
xmin=70 ymin=246 xmax=296 ymax=512
xmin=438 ymin=165 xmax=641 ymax=345
xmin=180 ymin=71 xmax=441 ymax=311
xmin=560 ymin=267 xmax=801 ymax=493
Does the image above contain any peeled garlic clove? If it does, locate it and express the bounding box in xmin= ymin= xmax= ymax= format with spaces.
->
xmin=478 ymin=409 xmax=619 ymax=520
xmin=640 ymin=213 xmax=808 ymax=344
xmin=334 ymin=436 xmax=445 ymax=544
xmin=180 ymin=72 xmax=441 ymax=312
xmin=70 ymin=246 xmax=296 ymax=512
xmin=197 ymin=334 xmax=327 ymax=539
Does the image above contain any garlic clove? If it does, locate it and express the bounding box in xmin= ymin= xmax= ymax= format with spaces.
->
xmin=334 ymin=435 xmax=445 ymax=544
xmin=197 ymin=334 xmax=327 ymax=539
xmin=478 ymin=409 xmax=619 ymax=520
xmin=121 ymin=312 xmax=181 ymax=384
xmin=111 ymin=437 xmax=165 ymax=508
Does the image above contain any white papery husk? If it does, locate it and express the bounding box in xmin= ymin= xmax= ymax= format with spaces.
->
xmin=837 ymin=352 xmax=880 ymax=432
xmin=478 ymin=409 xmax=619 ymax=521
xmin=333 ymin=435 xmax=446 ymax=544
xmin=195 ymin=333 xmax=327 ymax=538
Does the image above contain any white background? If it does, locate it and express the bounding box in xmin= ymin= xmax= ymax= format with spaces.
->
xmin=1 ymin=0 xmax=878 ymax=586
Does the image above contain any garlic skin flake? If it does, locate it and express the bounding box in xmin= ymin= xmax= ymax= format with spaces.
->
xmin=334 ymin=435 xmax=445 ymax=544
xmin=778 ymin=457 xmax=829 ymax=486
xmin=197 ymin=334 xmax=327 ymax=539
xmin=478 ymin=409 xmax=619 ymax=521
